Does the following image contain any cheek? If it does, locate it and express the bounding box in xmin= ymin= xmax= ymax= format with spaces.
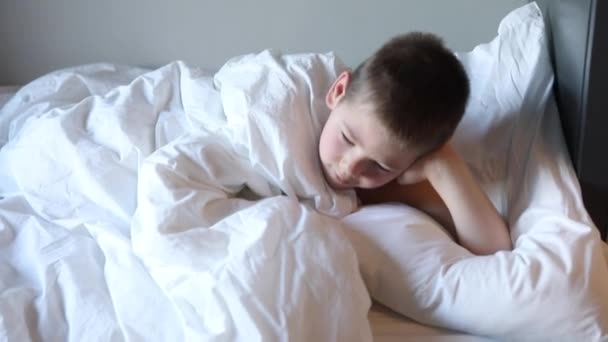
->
xmin=319 ymin=127 xmax=344 ymax=164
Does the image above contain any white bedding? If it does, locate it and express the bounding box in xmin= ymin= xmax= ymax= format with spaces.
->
xmin=0 ymin=56 xmax=371 ymax=341
xmin=0 ymin=3 xmax=607 ymax=342
xmin=342 ymin=3 xmax=608 ymax=340
xmin=0 ymin=87 xmax=19 ymax=109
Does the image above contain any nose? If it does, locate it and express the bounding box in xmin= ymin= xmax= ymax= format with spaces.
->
xmin=341 ymin=154 xmax=365 ymax=179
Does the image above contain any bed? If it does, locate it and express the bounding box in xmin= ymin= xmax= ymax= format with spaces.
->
xmin=0 ymin=1 xmax=607 ymax=341
xmin=535 ymin=0 xmax=608 ymax=240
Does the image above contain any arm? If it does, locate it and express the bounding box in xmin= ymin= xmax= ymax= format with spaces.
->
xmin=357 ymin=180 xmax=458 ymax=239
xmin=359 ymin=143 xmax=511 ymax=255
xmin=419 ymin=144 xmax=512 ymax=255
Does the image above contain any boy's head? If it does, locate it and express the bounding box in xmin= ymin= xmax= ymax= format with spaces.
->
xmin=319 ymin=32 xmax=470 ymax=190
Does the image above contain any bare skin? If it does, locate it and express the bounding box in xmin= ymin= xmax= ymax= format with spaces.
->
xmin=320 ymin=71 xmax=512 ymax=255
xmin=358 ymin=144 xmax=512 ymax=255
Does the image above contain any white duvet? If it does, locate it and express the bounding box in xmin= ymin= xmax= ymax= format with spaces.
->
xmin=1 ymin=3 xmax=607 ymax=341
xmin=0 ymin=54 xmax=372 ymax=341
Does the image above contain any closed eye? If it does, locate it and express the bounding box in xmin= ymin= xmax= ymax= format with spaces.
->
xmin=374 ymin=162 xmax=391 ymax=172
xmin=341 ymin=132 xmax=354 ymax=145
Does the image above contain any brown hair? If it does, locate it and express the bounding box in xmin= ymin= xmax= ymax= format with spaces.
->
xmin=345 ymin=32 xmax=470 ymax=154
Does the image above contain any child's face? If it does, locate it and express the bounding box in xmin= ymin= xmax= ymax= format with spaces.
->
xmin=319 ymin=72 xmax=421 ymax=190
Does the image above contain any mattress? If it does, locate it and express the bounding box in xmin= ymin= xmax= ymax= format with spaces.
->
xmin=369 ymin=303 xmax=492 ymax=342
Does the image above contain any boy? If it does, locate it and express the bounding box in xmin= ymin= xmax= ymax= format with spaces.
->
xmin=318 ymin=33 xmax=512 ymax=255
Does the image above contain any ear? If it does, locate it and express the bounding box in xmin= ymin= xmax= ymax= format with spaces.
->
xmin=325 ymin=71 xmax=351 ymax=110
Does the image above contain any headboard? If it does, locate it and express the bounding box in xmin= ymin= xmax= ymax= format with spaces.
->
xmin=533 ymin=0 xmax=608 ymax=238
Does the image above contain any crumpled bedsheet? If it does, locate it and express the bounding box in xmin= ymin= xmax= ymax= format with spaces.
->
xmin=2 ymin=4 xmax=608 ymax=340
xmin=0 ymin=52 xmax=372 ymax=341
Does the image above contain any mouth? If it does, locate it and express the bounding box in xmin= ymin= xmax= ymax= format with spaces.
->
xmin=331 ymin=169 xmax=353 ymax=189
xmin=334 ymin=173 xmax=349 ymax=186
xmin=321 ymin=163 xmax=354 ymax=190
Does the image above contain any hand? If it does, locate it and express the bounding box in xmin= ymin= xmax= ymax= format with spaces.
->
xmin=396 ymin=156 xmax=428 ymax=185
xmin=396 ymin=143 xmax=456 ymax=185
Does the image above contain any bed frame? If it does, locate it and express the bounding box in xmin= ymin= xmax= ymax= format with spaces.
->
xmin=534 ymin=0 xmax=608 ymax=239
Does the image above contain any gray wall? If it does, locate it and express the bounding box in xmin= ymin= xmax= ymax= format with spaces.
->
xmin=0 ymin=0 xmax=526 ymax=84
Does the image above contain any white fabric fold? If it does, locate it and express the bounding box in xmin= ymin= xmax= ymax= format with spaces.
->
xmin=341 ymin=4 xmax=608 ymax=340
xmin=0 ymin=53 xmax=371 ymax=341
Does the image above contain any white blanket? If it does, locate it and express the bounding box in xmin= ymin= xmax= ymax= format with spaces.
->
xmin=2 ymin=4 xmax=607 ymax=340
xmin=0 ymin=53 xmax=372 ymax=341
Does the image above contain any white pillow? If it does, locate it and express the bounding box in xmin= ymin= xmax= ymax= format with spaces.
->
xmin=342 ymin=3 xmax=608 ymax=341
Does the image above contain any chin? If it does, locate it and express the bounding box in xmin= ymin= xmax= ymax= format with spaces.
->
xmin=355 ymin=180 xmax=389 ymax=190
xmin=325 ymin=174 xmax=354 ymax=190
xmin=332 ymin=183 xmax=354 ymax=191
xmin=326 ymin=177 xmax=351 ymax=190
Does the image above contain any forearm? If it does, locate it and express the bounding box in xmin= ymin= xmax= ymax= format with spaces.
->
xmin=426 ymin=148 xmax=512 ymax=255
